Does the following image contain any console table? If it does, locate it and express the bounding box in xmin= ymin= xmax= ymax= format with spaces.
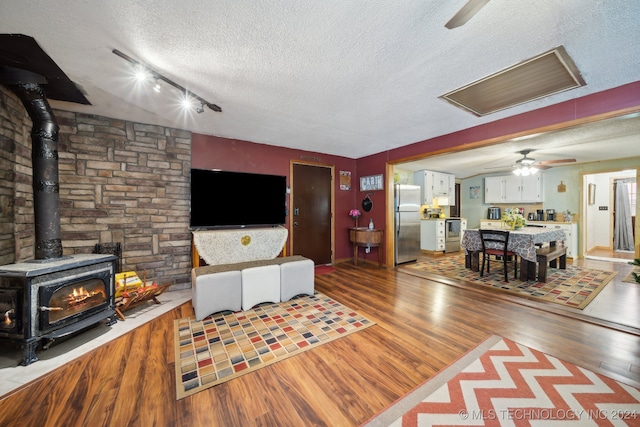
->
xmin=349 ymin=228 xmax=383 ymax=267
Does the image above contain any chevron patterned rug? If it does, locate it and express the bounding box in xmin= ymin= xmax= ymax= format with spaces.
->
xmin=363 ymin=335 xmax=640 ymax=426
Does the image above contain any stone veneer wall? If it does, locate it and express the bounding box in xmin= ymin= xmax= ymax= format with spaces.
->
xmin=0 ymin=85 xmax=35 ymax=265
xmin=0 ymin=85 xmax=192 ymax=288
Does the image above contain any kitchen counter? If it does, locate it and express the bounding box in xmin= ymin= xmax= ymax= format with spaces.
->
xmin=421 ymin=217 xmax=466 ymax=220
xmin=526 ymin=220 xmax=578 ymax=225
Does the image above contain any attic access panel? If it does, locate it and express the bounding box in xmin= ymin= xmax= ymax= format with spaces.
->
xmin=0 ymin=34 xmax=90 ymax=104
xmin=440 ymin=46 xmax=585 ymax=116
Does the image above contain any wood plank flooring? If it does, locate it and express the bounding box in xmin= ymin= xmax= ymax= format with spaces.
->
xmin=1 ymin=261 xmax=639 ymax=426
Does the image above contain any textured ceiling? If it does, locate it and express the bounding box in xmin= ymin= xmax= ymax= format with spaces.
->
xmin=1 ymin=0 xmax=639 ymax=162
xmin=397 ymin=112 xmax=640 ymax=178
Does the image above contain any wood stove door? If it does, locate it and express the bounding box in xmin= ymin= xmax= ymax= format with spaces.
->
xmin=39 ymin=273 xmax=109 ymax=332
xmin=0 ymin=289 xmax=20 ymax=334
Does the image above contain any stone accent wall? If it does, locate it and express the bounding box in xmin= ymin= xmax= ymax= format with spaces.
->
xmin=0 ymin=84 xmax=193 ymax=288
xmin=0 ymin=86 xmax=35 ymax=264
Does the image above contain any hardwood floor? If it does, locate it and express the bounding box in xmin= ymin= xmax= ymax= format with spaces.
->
xmin=407 ymin=252 xmax=640 ymax=330
xmin=1 ymin=262 xmax=639 ymax=426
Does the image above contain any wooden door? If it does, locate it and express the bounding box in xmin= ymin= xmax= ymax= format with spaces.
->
xmin=291 ymin=163 xmax=332 ymax=264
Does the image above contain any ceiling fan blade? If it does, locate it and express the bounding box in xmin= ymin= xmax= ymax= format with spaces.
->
xmin=535 ymin=165 xmax=552 ymax=170
xmin=445 ymin=0 xmax=491 ymax=29
xmin=484 ymin=164 xmax=514 ymax=170
xmin=537 ymin=158 xmax=577 ymax=165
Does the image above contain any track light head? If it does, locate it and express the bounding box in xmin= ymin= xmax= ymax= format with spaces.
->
xmin=112 ymin=49 xmax=222 ymax=114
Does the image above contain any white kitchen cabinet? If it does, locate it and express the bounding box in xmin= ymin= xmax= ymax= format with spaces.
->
xmin=485 ymin=174 xmax=543 ymax=203
xmin=460 ymin=218 xmax=467 ymax=242
xmin=484 ymin=176 xmax=505 ymax=203
xmin=520 ymin=175 xmax=542 ymax=202
xmin=420 ymin=219 xmax=445 ymax=251
xmin=432 ymin=172 xmax=452 ymax=197
xmin=414 ymin=170 xmax=455 ymax=205
xmin=544 ymin=222 xmax=578 ymax=258
xmin=479 ymin=220 xmax=503 ymax=229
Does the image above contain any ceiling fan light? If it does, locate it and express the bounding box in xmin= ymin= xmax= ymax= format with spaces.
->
xmin=530 ymin=167 xmax=538 ymax=175
xmin=513 ymin=168 xmax=522 ymax=176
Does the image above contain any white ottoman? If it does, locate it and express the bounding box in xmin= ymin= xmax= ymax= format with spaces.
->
xmin=279 ymin=256 xmax=315 ymax=301
xmin=241 ymin=264 xmax=281 ymax=310
xmin=191 ymin=267 xmax=242 ymax=321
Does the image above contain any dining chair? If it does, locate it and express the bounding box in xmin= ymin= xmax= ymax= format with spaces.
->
xmin=479 ymin=229 xmax=518 ymax=282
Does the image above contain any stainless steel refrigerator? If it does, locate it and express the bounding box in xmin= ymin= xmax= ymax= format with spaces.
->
xmin=394 ymin=184 xmax=421 ymax=264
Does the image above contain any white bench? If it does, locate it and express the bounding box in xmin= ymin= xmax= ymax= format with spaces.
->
xmin=191 ymin=255 xmax=315 ymax=321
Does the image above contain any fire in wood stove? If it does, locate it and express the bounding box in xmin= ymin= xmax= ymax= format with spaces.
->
xmin=0 ymin=290 xmax=19 ymax=332
xmin=45 ymin=279 xmax=107 ymax=324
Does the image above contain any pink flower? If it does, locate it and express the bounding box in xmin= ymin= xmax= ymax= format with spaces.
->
xmin=349 ymin=209 xmax=361 ymax=218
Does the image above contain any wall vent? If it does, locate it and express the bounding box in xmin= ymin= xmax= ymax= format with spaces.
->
xmin=439 ymin=46 xmax=586 ymax=116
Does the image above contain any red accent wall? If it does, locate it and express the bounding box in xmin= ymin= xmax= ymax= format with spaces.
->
xmin=192 ymin=81 xmax=640 ymax=266
xmin=191 ymin=134 xmax=358 ymax=260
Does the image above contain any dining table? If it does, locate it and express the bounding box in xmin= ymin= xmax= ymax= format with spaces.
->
xmin=462 ymin=226 xmax=567 ymax=281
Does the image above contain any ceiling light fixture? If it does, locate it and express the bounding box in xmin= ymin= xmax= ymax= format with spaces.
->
xmin=513 ymin=151 xmax=538 ymax=176
xmin=112 ymin=49 xmax=222 ymax=113
xmin=513 ymin=164 xmax=538 ymax=176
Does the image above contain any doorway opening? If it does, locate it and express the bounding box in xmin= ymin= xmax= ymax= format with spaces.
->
xmin=583 ymin=169 xmax=637 ymax=263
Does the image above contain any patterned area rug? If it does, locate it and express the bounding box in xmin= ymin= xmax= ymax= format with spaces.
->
xmin=398 ymin=254 xmax=617 ymax=309
xmin=363 ymin=335 xmax=640 ymax=426
xmin=174 ymin=292 xmax=375 ymax=399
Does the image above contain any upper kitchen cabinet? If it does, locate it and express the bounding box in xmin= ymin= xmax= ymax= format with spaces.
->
xmin=485 ymin=174 xmax=543 ymax=203
xmin=414 ymin=170 xmax=455 ymax=205
xmin=485 ymin=176 xmax=504 ymax=204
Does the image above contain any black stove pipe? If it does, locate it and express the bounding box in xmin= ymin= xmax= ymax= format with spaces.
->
xmin=1 ymin=67 xmax=63 ymax=260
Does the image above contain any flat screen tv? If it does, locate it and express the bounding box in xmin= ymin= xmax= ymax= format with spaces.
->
xmin=190 ymin=169 xmax=287 ymax=229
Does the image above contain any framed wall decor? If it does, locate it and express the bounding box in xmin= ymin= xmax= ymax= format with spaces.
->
xmin=360 ymin=174 xmax=384 ymax=191
xmin=339 ymin=170 xmax=351 ymax=190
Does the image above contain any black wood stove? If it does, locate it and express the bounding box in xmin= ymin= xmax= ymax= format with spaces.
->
xmin=0 ymin=35 xmax=117 ymax=365
xmin=0 ymin=255 xmax=117 ymax=365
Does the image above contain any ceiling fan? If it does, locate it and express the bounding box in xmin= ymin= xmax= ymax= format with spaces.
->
xmin=445 ymin=0 xmax=491 ymax=29
xmin=484 ymin=150 xmax=577 ymax=174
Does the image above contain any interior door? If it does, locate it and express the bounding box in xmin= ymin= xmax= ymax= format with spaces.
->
xmin=291 ymin=163 xmax=332 ymax=264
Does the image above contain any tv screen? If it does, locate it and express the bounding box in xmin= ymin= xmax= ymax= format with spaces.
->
xmin=190 ymin=169 xmax=287 ymax=229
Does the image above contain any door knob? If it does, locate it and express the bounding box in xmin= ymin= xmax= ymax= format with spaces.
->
xmin=293 ymin=222 xmax=299 ymax=227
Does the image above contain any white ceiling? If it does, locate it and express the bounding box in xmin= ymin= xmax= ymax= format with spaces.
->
xmin=1 ymin=1 xmax=640 ymax=164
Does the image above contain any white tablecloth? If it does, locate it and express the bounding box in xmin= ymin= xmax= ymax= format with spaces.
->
xmin=193 ymin=226 xmax=288 ymax=265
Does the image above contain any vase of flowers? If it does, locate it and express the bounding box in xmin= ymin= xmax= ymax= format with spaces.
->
xmin=502 ymin=208 xmax=526 ymax=230
xmin=349 ymin=209 xmax=362 ymax=228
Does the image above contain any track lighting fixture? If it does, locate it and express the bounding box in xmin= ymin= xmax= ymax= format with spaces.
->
xmin=112 ymin=49 xmax=221 ymax=113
